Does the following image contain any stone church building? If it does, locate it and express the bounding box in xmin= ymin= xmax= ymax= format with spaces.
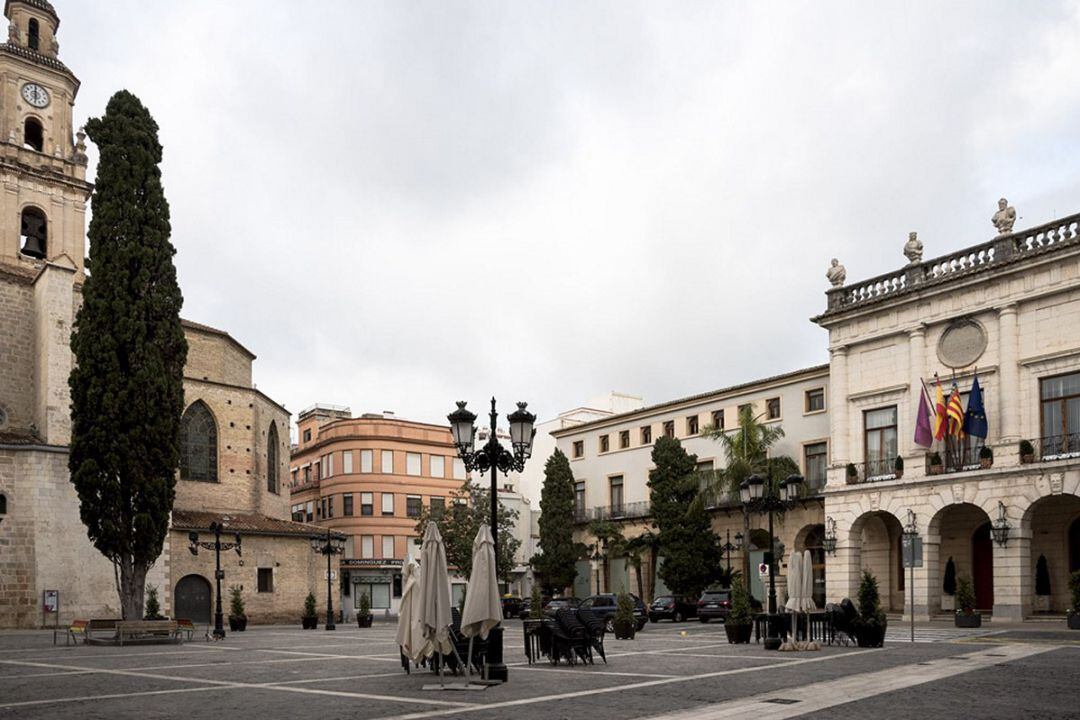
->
xmin=0 ymin=0 xmax=335 ymax=628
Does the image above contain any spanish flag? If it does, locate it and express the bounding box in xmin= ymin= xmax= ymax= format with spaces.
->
xmin=947 ymin=383 xmax=965 ymax=437
xmin=933 ymin=377 xmax=947 ymax=440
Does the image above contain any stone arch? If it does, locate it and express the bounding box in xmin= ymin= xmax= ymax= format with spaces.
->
xmin=849 ymin=510 xmax=905 ymax=612
xmin=267 ymin=421 xmax=279 ymax=494
xmin=19 ymin=204 xmax=47 ymax=258
xmin=180 ymin=400 xmax=218 ymax=482
xmin=928 ymin=502 xmax=994 ymax=612
xmin=795 ymin=523 xmax=826 ymax=608
xmin=23 ymin=116 xmax=43 ymax=152
xmin=1022 ymin=493 xmax=1080 ymax=613
xmin=174 ymin=574 xmax=212 ymax=625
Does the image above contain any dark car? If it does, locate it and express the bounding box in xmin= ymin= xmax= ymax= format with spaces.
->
xmin=697 ymin=589 xmax=731 ymax=622
xmin=579 ymin=593 xmax=648 ymax=632
xmin=542 ymin=596 xmax=581 ymax=618
xmin=500 ymin=595 xmax=523 ymax=618
xmin=648 ymin=595 xmax=697 ymax=623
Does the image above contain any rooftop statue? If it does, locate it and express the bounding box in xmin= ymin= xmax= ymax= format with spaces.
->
xmin=903 ymin=231 xmax=923 ymax=264
xmin=992 ymin=197 xmax=1016 ymax=235
xmin=826 ymin=258 xmax=846 ymax=287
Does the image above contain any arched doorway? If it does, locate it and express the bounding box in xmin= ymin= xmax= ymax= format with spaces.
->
xmin=1024 ymin=494 xmax=1080 ymax=613
xmin=972 ymin=522 xmax=994 ymax=611
xmin=1070 ymin=517 xmax=1080 ymax=573
xmin=746 ymin=528 xmax=773 ymax=608
xmin=796 ymin=523 xmax=826 ymax=609
xmin=174 ymin=575 xmax=212 ymax=624
xmin=849 ymin=511 xmax=905 ymax=612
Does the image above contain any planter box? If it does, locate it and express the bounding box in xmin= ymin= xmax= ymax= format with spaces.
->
xmin=357 ymin=615 xmax=373 ymax=628
xmin=613 ymin=621 xmax=635 ymax=640
xmin=955 ymin=613 xmax=982 ymax=628
xmin=1021 ymin=454 xmax=1034 ymax=464
xmin=302 ymin=616 xmax=318 ymax=630
xmin=1068 ymin=613 xmax=1080 ymax=630
xmin=228 ymin=616 xmax=247 ymax=632
xmin=725 ymin=622 xmax=752 ymax=644
xmin=855 ymin=617 xmax=887 ymax=647
xmin=928 ymin=465 xmax=944 ymax=476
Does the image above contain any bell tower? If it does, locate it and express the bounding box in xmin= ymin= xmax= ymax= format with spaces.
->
xmin=0 ymin=0 xmax=91 ymax=444
xmin=0 ymin=0 xmax=90 ymax=272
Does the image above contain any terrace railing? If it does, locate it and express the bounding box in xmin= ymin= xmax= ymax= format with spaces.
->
xmin=1027 ymin=433 xmax=1080 ymax=463
xmin=573 ymin=501 xmax=651 ymax=524
xmin=825 ymin=212 xmax=1080 ymax=314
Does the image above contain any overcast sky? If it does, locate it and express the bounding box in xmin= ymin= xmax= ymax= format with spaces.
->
xmin=59 ymin=1 xmax=1080 ymax=432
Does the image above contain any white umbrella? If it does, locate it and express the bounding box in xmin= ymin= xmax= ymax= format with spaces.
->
xmin=396 ymin=555 xmax=425 ymax=663
xmin=419 ymin=523 xmax=453 ymax=660
xmin=460 ymin=524 xmax=501 ymax=678
xmin=802 ymin=550 xmax=816 ymax=611
xmin=461 ymin=524 xmax=501 ymax=641
xmin=780 ymin=553 xmax=802 ymax=651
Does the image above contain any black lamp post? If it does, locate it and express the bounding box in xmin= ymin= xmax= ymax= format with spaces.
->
xmin=902 ymin=509 xmax=919 ymax=643
xmin=310 ymin=528 xmax=346 ymax=630
xmin=991 ymin=501 xmax=1011 ymax=546
xmin=740 ymin=472 xmax=802 ymax=651
xmin=720 ymin=529 xmax=743 ymax=575
xmin=188 ymin=521 xmax=242 ymax=639
xmin=448 ymin=397 xmax=536 ymax=683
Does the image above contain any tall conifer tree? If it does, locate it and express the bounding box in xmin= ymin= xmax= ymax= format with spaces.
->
xmin=69 ymin=91 xmax=187 ymax=620
xmin=533 ymin=449 xmax=579 ymax=594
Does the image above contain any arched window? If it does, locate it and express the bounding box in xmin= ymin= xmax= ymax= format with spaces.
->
xmin=19 ymin=206 xmax=47 ymax=259
xmin=23 ymin=118 xmax=43 ymax=152
xmin=267 ymin=421 xmax=279 ymax=494
xmin=180 ymin=400 xmax=218 ymax=482
xmin=27 ymin=19 xmax=39 ymax=51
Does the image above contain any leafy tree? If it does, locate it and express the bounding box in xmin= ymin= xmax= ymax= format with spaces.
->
xmin=588 ymin=518 xmax=627 ymax=592
xmin=69 ymin=91 xmax=187 ymax=621
xmin=532 ymin=449 xmax=579 ymax=594
xmin=144 ymin=586 xmax=163 ymax=620
xmin=303 ymin=592 xmax=317 ymax=619
xmin=625 ymin=529 xmax=661 ymax=601
xmin=414 ymin=478 xmax=520 ymax=582
xmin=647 ymin=436 xmax=722 ymax=600
xmin=702 ymin=404 xmax=787 ymax=501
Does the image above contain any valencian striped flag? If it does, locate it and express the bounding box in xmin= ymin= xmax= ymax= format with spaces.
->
xmin=946 ymin=382 xmax=965 ymax=437
xmin=933 ymin=376 xmax=948 ymax=441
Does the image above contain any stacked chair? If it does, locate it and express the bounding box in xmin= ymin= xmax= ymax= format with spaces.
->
xmin=575 ymin=607 xmax=608 ymax=664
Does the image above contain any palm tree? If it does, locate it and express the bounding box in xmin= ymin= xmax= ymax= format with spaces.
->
xmin=702 ymin=405 xmax=786 ymax=502
xmin=625 ymin=529 xmax=661 ymax=601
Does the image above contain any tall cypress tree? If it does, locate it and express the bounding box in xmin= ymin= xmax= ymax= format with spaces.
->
xmin=648 ymin=436 xmax=722 ymax=599
xmin=69 ymin=90 xmax=187 ymax=620
xmin=532 ymin=449 xmax=579 ymax=594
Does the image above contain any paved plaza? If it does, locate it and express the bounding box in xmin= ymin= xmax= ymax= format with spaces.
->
xmin=0 ymin=620 xmax=1076 ymax=719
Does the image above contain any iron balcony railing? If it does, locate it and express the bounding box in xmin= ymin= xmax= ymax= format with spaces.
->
xmin=925 ymin=443 xmax=987 ymax=474
xmin=573 ymin=501 xmax=651 ymax=524
xmin=849 ymin=457 xmax=898 ymax=483
xmin=1026 ymin=433 xmax=1080 ymax=462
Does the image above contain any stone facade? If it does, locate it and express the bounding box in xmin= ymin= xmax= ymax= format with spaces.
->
xmin=815 ymin=209 xmax=1080 ymax=621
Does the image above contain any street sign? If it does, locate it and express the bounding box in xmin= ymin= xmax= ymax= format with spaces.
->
xmin=325 ymin=570 xmax=337 ymax=580
xmin=902 ymin=536 xmax=923 ymax=568
xmin=43 ymin=590 xmax=58 ymax=612
xmin=758 ymin=562 xmax=770 ymax=579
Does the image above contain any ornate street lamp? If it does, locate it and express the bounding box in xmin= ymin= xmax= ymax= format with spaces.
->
xmin=823 ymin=516 xmax=838 ymax=556
xmin=311 ymin=527 xmax=346 ymax=630
xmin=902 ymin=510 xmax=919 ymax=643
xmin=448 ymin=398 xmax=535 ymax=683
xmin=740 ymin=473 xmax=802 ymax=650
xmin=991 ymin=501 xmax=1010 ymax=547
xmin=720 ymin=529 xmax=743 ymax=575
xmin=189 ymin=521 xmax=242 ymax=639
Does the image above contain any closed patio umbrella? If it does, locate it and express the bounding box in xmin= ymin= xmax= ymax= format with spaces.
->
xmin=396 ymin=556 xmax=425 ymax=663
xmin=419 ymin=523 xmax=453 ymax=660
xmin=781 ymin=553 xmax=802 ymax=651
xmin=460 ymin=524 xmax=501 ymax=678
xmin=802 ymin=549 xmax=816 ymax=611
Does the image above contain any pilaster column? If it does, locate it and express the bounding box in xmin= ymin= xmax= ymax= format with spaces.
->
xmin=907 ymin=326 xmax=927 ymax=459
xmin=992 ymin=523 xmax=1030 ymax=622
xmin=825 ymin=514 xmax=861 ymax=605
xmin=32 ymin=262 xmax=76 ymax=445
xmin=998 ymin=304 xmax=1020 ymax=443
xmin=829 ymin=346 xmax=850 ymax=468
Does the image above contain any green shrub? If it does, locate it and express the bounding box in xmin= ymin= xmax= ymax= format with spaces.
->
xmin=894 ymin=455 xmax=904 ymax=472
xmin=615 ymin=592 xmax=635 ymax=626
xmin=144 ymin=586 xmax=163 ymax=620
xmin=846 ymin=463 xmax=857 ymax=478
xmin=857 ymin=570 xmax=884 ymax=622
xmin=1069 ymin=570 xmax=1080 ymax=613
xmin=979 ymin=445 xmax=993 ymax=461
xmin=303 ymin=592 xmax=317 ymax=619
xmin=530 ymin=585 xmax=543 ymax=619
xmin=1019 ymin=439 xmax=1035 ymax=457
xmin=229 ymin=585 xmax=245 ymax=619
xmin=358 ymin=591 xmax=371 ymax=618
xmin=955 ymin=575 xmax=977 ymax=615
xmin=728 ymin=575 xmax=751 ymax=625
xmin=929 ymin=451 xmax=942 ymax=466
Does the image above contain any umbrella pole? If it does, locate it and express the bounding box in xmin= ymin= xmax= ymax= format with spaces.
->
xmin=468 ymin=637 xmax=475 ymax=678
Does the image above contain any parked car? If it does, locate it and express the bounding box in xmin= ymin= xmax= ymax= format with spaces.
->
xmin=579 ymin=593 xmax=648 ymax=632
xmin=697 ymin=589 xmax=731 ymax=622
xmin=542 ymin=597 xmax=581 ymax=618
xmin=500 ymin=595 xmax=523 ymax=618
xmin=648 ymin=595 xmax=697 ymax=623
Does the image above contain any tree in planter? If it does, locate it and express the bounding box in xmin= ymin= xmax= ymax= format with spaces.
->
xmin=144 ymin=586 xmax=164 ymax=620
xmin=68 ymin=91 xmax=188 ymax=621
xmin=532 ymin=449 xmax=580 ymax=595
xmin=613 ymin=592 xmax=636 ymax=639
xmin=893 ymin=455 xmax=904 ymax=477
xmin=303 ymin=592 xmax=318 ymax=628
xmin=357 ymin=591 xmax=372 ymax=627
xmin=229 ymin=585 xmax=247 ymax=631
xmin=854 ymin=570 xmax=887 ymax=647
xmin=846 ymin=463 xmax=858 ymax=482
xmin=955 ymin=575 xmax=977 ymax=616
xmin=1019 ymin=439 xmax=1035 ymax=462
xmin=725 ymin=575 xmax=753 ymax=643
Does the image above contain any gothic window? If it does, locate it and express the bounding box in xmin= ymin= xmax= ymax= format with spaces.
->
xmin=27 ymin=19 xmax=39 ymax=51
xmin=23 ymin=118 xmax=43 ymax=152
xmin=266 ymin=422 xmax=279 ymax=494
xmin=180 ymin=400 xmax=218 ymax=482
xmin=19 ymin=206 xmax=47 ymax=259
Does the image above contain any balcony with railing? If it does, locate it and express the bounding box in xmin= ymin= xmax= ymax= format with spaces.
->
xmin=846 ymin=457 xmax=898 ymax=484
xmin=821 ymin=211 xmax=1080 ymax=316
xmin=573 ymin=501 xmax=651 ymax=524
xmin=1023 ymin=434 xmax=1080 ymax=463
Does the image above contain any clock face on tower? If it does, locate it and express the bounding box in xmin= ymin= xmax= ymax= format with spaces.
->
xmin=21 ymin=82 xmax=50 ymax=108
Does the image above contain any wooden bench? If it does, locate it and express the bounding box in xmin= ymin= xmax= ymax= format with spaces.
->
xmin=175 ymin=618 xmax=196 ymax=642
xmin=115 ymin=620 xmax=179 ymax=646
xmin=82 ymin=618 xmax=120 ymax=645
xmin=54 ymin=619 xmax=89 ymax=646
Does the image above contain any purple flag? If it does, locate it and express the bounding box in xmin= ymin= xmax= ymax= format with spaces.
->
xmin=914 ymin=381 xmax=934 ymax=449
